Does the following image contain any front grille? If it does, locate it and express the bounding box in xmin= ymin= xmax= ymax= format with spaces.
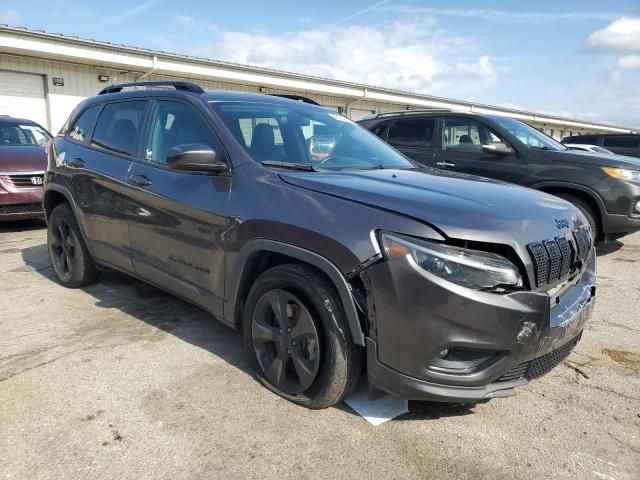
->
xmin=0 ymin=203 xmax=42 ymax=215
xmin=527 ymin=226 xmax=592 ymax=288
xmin=0 ymin=174 xmax=44 ymax=188
xmin=496 ymin=334 xmax=581 ymax=383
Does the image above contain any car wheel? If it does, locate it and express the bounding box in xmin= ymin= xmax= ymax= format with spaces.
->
xmin=243 ymin=263 xmax=363 ymax=409
xmin=556 ymin=193 xmax=599 ymax=240
xmin=47 ymin=203 xmax=100 ymax=287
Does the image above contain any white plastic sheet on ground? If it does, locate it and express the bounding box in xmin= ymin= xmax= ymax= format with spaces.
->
xmin=343 ymin=379 xmax=409 ymax=426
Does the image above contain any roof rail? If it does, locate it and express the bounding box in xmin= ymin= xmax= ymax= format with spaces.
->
xmin=268 ymin=94 xmax=320 ymax=106
xmin=98 ymin=81 xmax=206 ymax=95
xmin=374 ymin=108 xmax=453 ymax=118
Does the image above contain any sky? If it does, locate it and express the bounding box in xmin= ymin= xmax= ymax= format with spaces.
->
xmin=2 ymin=0 xmax=640 ymax=127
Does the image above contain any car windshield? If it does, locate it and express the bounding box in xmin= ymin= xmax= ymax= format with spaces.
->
xmin=0 ymin=120 xmax=51 ymax=147
xmin=210 ymin=102 xmax=416 ymax=171
xmin=490 ymin=116 xmax=567 ymax=151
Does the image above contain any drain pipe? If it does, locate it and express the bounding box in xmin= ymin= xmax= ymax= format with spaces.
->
xmin=345 ymin=88 xmax=368 ymax=118
xmin=137 ymin=55 xmax=158 ymax=81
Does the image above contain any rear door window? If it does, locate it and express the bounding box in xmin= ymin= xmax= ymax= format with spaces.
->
xmin=387 ymin=118 xmax=435 ymax=148
xmin=90 ymin=101 xmax=147 ymax=157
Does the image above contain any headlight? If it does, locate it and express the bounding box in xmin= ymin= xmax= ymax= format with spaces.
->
xmin=380 ymin=233 xmax=523 ymax=293
xmin=601 ymin=167 xmax=640 ymax=183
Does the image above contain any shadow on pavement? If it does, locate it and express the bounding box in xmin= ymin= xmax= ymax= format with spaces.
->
xmin=21 ymin=243 xmax=252 ymax=379
xmin=0 ymin=218 xmax=46 ymax=235
xmin=595 ymin=239 xmax=624 ymax=256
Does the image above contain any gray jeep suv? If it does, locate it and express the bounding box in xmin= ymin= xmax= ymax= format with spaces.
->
xmin=44 ymin=82 xmax=596 ymax=408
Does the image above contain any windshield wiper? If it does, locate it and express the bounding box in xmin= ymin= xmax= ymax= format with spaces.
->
xmin=261 ymin=161 xmax=319 ymax=172
xmin=339 ymin=164 xmax=386 ymax=171
xmin=530 ymin=145 xmax=553 ymax=151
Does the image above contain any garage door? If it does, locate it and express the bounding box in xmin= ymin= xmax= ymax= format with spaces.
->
xmin=0 ymin=71 xmax=48 ymax=129
xmin=349 ymin=108 xmax=376 ymax=121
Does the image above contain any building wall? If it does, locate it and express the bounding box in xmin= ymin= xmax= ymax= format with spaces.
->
xmin=0 ymin=52 xmax=615 ymax=139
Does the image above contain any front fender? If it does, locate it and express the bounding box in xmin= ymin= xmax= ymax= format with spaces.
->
xmin=224 ymin=239 xmax=366 ymax=346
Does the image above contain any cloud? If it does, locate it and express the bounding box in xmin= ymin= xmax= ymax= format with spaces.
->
xmin=618 ymin=54 xmax=640 ymax=69
xmin=176 ymin=15 xmax=196 ymax=27
xmin=105 ymin=0 xmax=159 ymax=24
xmin=374 ymin=5 xmax=622 ymax=24
xmin=333 ymin=0 xmax=392 ymax=26
xmin=0 ymin=9 xmax=18 ymax=23
xmin=188 ymin=19 xmax=498 ymax=95
xmin=587 ymin=17 xmax=640 ymax=51
xmin=151 ymin=35 xmax=176 ymax=51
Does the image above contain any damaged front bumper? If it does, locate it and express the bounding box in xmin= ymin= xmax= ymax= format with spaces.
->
xmin=363 ymin=248 xmax=596 ymax=403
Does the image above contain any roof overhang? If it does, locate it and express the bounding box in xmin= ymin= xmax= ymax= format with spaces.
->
xmin=0 ymin=25 xmax=634 ymax=133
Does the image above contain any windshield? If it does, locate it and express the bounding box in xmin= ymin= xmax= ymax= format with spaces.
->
xmin=489 ymin=116 xmax=567 ymax=151
xmin=0 ymin=120 xmax=51 ymax=147
xmin=210 ymin=102 xmax=415 ymax=171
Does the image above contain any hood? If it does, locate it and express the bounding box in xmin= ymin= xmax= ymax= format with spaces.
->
xmin=551 ymin=149 xmax=640 ymax=169
xmin=280 ymin=168 xmax=586 ymax=247
xmin=0 ymin=146 xmax=47 ymax=173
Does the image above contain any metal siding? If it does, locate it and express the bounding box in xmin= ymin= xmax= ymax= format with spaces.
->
xmin=0 ymin=50 xmax=628 ymax=137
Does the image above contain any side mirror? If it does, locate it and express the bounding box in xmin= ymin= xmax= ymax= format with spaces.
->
xmin=166 ymin=144 xmax=229 ymax=173
xmin=482 ymin=143 xmax=514 ymax=155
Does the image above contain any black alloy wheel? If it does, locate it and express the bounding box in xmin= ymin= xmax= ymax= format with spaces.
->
xmin=49 ymin=216 xmax=76 ymax=278
xmin=251 ymin=289 xmax=321 ymax=394
xmin=47 ymin=203 xmax=100 ymax=287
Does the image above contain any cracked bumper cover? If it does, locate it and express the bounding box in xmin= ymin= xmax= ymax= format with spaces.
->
xmin=364 ymin=248 xmax=596 ymax=402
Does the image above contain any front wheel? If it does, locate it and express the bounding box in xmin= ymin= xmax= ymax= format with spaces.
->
xmin=47 ymin=203 xmax=100 ymax=287
xmin=243 ymin=264 xmax=362 ymax=409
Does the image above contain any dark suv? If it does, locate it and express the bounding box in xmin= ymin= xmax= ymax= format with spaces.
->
xmin=359 ymin=111 xmax=640 ymax=240
xmin=561 ymin=133 xmax=640 ymax=158
xmin=44 ymin=82 xmax=596 ymax=409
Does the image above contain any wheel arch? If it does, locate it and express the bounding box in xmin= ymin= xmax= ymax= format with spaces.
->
xmin=224 ymin=239 xmax=365 ymax=346
xmin=532 ymin=182 xmax=605 ymax=236
xmin=533 ymin=182 xmax=605 ymax=215
xmin=43 ymin=185 xmax=92 ymax=247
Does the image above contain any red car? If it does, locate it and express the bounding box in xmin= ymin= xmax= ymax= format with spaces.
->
xmin=0 ymin=116 xmax=51 ymax=221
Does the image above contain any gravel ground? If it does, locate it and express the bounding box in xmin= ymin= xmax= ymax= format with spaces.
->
xmin=0 ymin=220 xmax=638 ymax=480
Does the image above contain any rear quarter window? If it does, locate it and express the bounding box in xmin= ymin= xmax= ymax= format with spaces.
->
xmin=603 ymin=135 xmax=640 ymax=149
xmin=565 ymin=135 xmax=598 ymax=145
xmin=388 ymin=118 xmax=435 ymax=148
xmin=68 ymin=105 xmax=101 ymax=143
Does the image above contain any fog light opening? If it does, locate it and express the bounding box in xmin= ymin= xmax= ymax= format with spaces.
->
xmin=633 ymin=199 xmax=640 ymax=215
xmin=427 ymin=347 xmax=506 ymax=375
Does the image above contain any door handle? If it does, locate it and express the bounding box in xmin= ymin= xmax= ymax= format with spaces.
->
xmin=68 ymin=157 xmax=85 ymax=168
xmin=127 ymin=174 xmax=152 ymax=187
xmin=435 ymin=161 xmax=456 ymax=168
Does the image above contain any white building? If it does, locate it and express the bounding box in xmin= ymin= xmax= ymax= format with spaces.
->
xmin=0 ymin=24 xmax=634 ymax=139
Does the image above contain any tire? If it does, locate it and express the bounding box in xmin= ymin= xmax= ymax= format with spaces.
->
xmin=243 ymin=263 xmax=363 ymax=409
xmin=556 ymin=193 xmax=599 ymax=239
xmin=47 ymin=203 xmax=100 ymax=287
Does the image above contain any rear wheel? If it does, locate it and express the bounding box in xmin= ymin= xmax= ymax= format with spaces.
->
xmin=47 ymin=203 xmax=100 ymax=287
xmin=555 ymin=193 xmax=599 ymax=239
xmin=243 ymin=263 xmax=362 ymax=409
